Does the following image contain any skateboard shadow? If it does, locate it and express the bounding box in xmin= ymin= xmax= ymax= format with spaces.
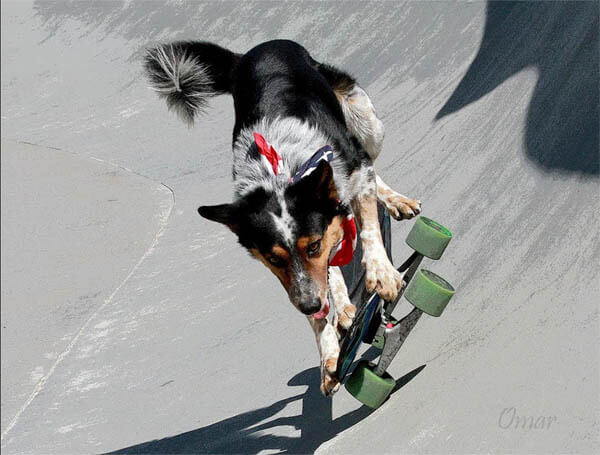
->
xmin=436 ymin=1 xmax=599 ymax=175
xmin=106 ymin=362 xmax=426 ymax=454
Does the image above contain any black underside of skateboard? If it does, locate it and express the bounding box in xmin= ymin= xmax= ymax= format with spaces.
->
xmin=336 ymin=204 xmax=455 ymax=408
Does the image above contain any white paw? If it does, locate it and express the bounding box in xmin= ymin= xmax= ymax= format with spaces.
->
xmin=337 ymin=303 xmax=356 ymax=330
xmin=334 ymin=303 xmax=356 ymax=339
xmin=320 ymin=356 xmax=341 ymax=396
xmin=383 ymin=196 xmax=421 ymax=220
xmin=363 ymin=248 xmax=404 ymax=301
xmin=328 ymin=266 xmax=355 ymax=337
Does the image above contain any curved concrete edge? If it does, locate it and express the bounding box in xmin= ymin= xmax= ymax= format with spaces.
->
xmin=0 ymin=140 xmax=174 ymax=439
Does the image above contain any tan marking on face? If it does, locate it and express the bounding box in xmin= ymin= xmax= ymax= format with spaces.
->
xmin=271 ymin=245 xmax=290 ymax=262
xmin=296 ymin=234 xmax=322 ymax=250
xmin=295 ymin=215 xmax=345 ymax=300
xmin=249 ymin=247 xmax=292 ymax=291
xmin=249 ymin=217 xmax=346 ymax=308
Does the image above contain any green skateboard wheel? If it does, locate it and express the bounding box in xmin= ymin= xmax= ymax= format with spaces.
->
xmin=372 ymin=334 xmax=385 ymax=349
xmin=404 ymin=269 xmax=455 ymax=317
xmin=406 ymin=216 xmax=452 ymax=260
xmin=345 ymin=360 xmax=395 ymax=409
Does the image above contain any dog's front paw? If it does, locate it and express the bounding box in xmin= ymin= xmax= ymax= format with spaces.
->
xmin=328 ymin=266 xmax=355 ymax=339
xmin=337 ymin=303 xmax=356 ymax=331
xmin=382 ymin=194 xmax=421 ymax=220
xmin=363 ymin=247 xmax=404 ymax=301
xmin=334 ymin=303 xmax=356 ymax=339
xmin=320 ymin=357 xmax=341 ymax=396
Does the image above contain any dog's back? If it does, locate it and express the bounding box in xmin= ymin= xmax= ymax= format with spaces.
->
xmin=145 ymin=39 xmax=348 ymax=137
xmin=231 ymin=40 xmax=347 ymax=138
xmin=144 ymin=39 xmax=363 ymax=178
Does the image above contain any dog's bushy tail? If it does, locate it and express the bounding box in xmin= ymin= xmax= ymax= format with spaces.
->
xmin=144 ymin=41 xmax=240 ymax=125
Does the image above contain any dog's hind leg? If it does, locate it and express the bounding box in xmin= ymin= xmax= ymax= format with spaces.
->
xmin=328 ymin=266 xmax=356 ymax=339
xmin=307 ymin=316 xmax=341 ymax=396
xmin=339 ymin=85 xmax=421 ymax=219
xmin=376 ymin=175 xmax=421 ymax=220
xmin=321 ymin=67 xmax=422 ymax=219
xmin=336 ymin=83 xmax=385 ymax=162
xmin=319 ymin=63 xmax=385 ymax=162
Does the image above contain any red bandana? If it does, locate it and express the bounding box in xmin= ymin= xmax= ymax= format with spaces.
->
xmin=254 ymin=132 xmax=358 ymax=266
xmin=254 ymin=132 xmax=283 ymax=175
xmin=328 ymin=214 xmax=358 ymax=266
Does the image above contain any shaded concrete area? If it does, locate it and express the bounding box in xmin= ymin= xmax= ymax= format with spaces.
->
xmin=107 ymin=363 xmax=425 ymax=455
xmin=1 ymin=1 xmax=599 ymax=454
xmin=437 ymin=1 xmax=599 ymax=175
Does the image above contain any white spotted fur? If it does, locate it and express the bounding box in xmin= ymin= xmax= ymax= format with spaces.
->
xmin=307 ymin=316 xmax=340 ymax=396
xmin=337 ymin=85 xmax=385 ymax=160
xmin=270 ymin=193 xmax=296 ymax=246
xmin=328 ymin=266 xmax=355 ymax=336
xmin=232 ymin=117 xmax=351 ymax=202
xmin=360 ymin=228 xmax=404 ymax=301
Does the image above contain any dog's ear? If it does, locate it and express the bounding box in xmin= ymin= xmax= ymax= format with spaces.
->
xmin=289 ymin=160 xmax=338 ymax=201
xmin=198 ymin=203 xmax=240 ymax=233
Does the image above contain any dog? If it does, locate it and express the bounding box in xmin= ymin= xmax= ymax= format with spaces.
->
xmin=144 ymin=39 xmax=421 ymax=395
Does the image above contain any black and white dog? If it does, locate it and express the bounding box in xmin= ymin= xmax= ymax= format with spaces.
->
xmin=144 ymin=39 xmax=421 ymax=395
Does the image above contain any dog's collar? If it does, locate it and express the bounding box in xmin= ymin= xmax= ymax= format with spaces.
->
xmin=254 ymin=132 xmax=357 ymax=266
xmin=253 ymin=132 xmax=333 ymax=182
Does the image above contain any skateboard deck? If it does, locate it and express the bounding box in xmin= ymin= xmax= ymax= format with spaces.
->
xmin=337 ymin=292 xmax=381 ymax=380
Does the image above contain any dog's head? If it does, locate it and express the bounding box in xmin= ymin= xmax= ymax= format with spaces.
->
xmin=198 ymin=161 xmax=346 ymax=317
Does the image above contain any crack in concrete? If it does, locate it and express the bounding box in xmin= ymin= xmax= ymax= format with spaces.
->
xmin=1 ymin=143 xmax=176 ymax=442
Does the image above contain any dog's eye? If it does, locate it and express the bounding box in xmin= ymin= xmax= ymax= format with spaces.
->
xmin=267 ymin=256 xmax=285 ymax=267
xmin=307 ymin=240 xmax=321 ymax=255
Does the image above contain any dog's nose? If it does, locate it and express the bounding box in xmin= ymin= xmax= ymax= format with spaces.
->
xmin=298 ymin=299 xmax=322 ymax=315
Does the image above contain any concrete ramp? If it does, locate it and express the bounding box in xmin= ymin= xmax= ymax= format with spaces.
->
xmin=1 ymin=1 xmax=598 ymax=453
xmin=1 ymin=140 xmax=173 ymax=438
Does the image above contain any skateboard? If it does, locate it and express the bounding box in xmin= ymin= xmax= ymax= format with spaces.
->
xmin=336 ymin=215 xmax=455 ymax=409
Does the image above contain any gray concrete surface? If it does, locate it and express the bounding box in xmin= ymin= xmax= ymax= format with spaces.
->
xmin=1 ymin=1 xmax=598 ymax=454
xmin=1 ymin=140 xmax=173 ymax=437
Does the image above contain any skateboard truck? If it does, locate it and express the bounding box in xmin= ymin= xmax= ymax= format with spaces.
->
xmin=372 ymin=250 xmax=423 ymax=376
xmin=339 ymin=216 xmax=456 ymax=409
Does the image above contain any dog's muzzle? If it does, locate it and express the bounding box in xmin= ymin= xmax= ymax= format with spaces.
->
xmin=298 ymin=298 xmax=330 ymax=319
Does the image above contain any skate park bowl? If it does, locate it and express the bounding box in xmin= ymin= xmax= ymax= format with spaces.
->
xmin=1 ymin=1 xmax=598 ymax=453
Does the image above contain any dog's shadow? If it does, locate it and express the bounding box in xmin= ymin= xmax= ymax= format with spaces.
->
xmin=108 ymin=350 xmax=425 ymax=454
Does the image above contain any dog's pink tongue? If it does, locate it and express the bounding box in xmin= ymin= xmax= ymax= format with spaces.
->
xmin=312 ymin=301 xmax=330 ymax=320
